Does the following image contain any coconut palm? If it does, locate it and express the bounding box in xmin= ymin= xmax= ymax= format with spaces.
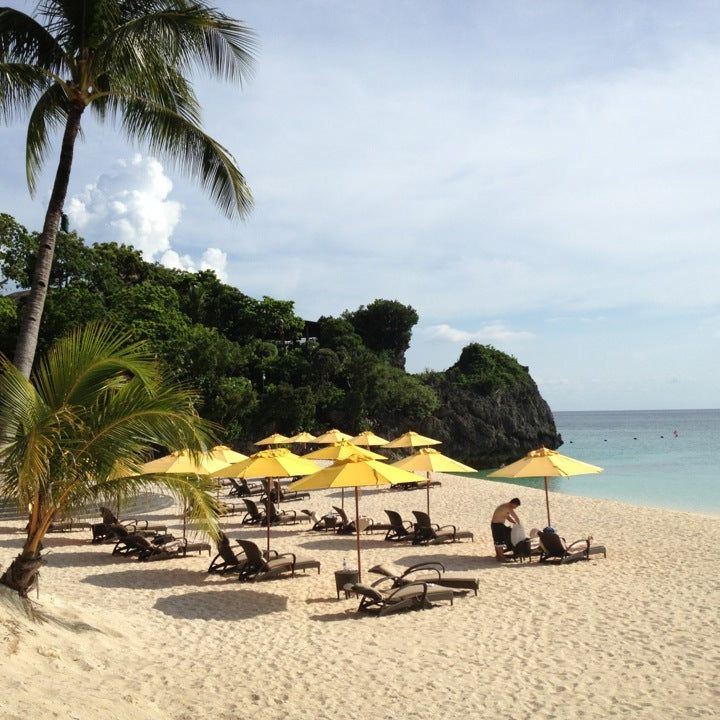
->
xmin=0 ymin=1 xmax=255 ymax=377
xmin=0 ymin=322 xmax=221 ymax=597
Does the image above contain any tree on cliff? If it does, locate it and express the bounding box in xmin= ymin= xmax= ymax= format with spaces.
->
xmin=0 ymin=1 xmax=255 ymax=377
xmin=0 ymin=323 xmax=220 ymax=598
xmin=345 ymin=299 xmax=419 ymax=369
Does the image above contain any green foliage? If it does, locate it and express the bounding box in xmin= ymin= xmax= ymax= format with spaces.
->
xmin=0 ymin=322 xmax=220 ymax=594
xmin=345 ymin=299 xmax=419 ymax=369
xmin=448 ymin=343 xmax=531 ymax=394
xmin=0 ymin=211 xmax=451 ymax=450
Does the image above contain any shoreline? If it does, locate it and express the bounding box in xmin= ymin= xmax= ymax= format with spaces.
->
xmin=1 ymin=473 xmax=718 ymax=720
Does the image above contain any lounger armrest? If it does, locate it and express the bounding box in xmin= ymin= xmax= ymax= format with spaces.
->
xmin=120 ymin=519 xmax=138 ymax=530
xmin=437 ymin=524 xmax=457 ymax=534
xmin=281 ymin=509 xmax=297 ymax=520
xmin=404 ymin=561 xmax=446 ymax=577
xmin=403 ymin=520 xmax=413 ymax=530
xmin=387 ymin=581 xmax=428 ymax=603
xmin=566 ymin=538 xmax=591 ymax=552
xmin=277 ymin=552 xmax=297 ymax=564
xmin=370 ymin=576 xmax=396 ymax=589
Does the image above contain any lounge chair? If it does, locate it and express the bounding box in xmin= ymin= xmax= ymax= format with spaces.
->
xmin=264 ymin=503 xmax=306 ymax=526
xmin=301 ymin=509 xmax=340 ymax=531
xmin=538 ymin=531 xmax=607 ymax=564
xmin=48 ymin=518 xmax=92 ymax=533
xmin=411 ymin=510 xmax=474 ymax=545
xmin=348 ymin=577 xmax=455 ymax=616
xmin=208 ymin=532 xmax=246 ymax=574
xmin=228 ymin=478 xmax=264 ymax=497
xmin=388 ymin=478 xmax=442 ymax=492
xmin=235 ymin=539 xmax=321 ymax=581
xmin=369 ymin=561 xmax=479 ymax=596
xmin=92 ymin=506 xmax=167 ymax=543
xmin=133 ymin=534 xmax=211 ymax=561
xmin=383 ymin=510 xmax=416 ymax=542
xmin=241 ymin=498 xmax=266 ymax=525
xmin=267 ymin=480 xmax=310 ymax=504
xmin=331 ymin=506 xmax=376 ymax=534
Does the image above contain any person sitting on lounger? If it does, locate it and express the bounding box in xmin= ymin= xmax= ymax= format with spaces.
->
xmin=490 ymin=498 xmax=521 ymax=561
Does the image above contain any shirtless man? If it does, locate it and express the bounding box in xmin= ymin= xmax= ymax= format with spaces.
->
xmin=490 ymin=498 xmax=521 ymax=560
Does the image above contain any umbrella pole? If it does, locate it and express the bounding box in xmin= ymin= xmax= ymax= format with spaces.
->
xmin=426 ymin=472 xmax=432 ymax=515
xmin=544 ymin=477 xmax=551 ymax=527
xmin=265 ymin=477 xmax=271 ymax=557
xmin=355 ymin=486 xmax=362 ymax=583
xmin=341 ymin=487 xmax=345 ymax=510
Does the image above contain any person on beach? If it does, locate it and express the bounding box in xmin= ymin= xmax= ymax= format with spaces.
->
xmin=491 ymin=498 xmax=521 ymax=560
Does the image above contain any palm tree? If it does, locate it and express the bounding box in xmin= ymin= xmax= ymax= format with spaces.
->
xmin=0 ymin=322 xmax=221 ymax=597
xmin=0 ymin=1 xmax=255 ymax=377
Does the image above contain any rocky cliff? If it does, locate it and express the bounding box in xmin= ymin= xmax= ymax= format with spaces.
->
xmin=413 ymin=344 xmax=561 ymax=469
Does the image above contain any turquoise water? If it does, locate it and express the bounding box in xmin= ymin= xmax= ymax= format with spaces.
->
xmin=478 ymin=409 xmax=720 ymax=513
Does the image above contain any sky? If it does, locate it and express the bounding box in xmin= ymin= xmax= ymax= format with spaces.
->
xmin=1 ymin=0 xmax=719 ymax=411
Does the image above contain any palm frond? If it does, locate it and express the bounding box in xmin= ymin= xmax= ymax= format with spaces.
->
xmin=0 ymin=62 xmax=53 ymax=123
xmin=111 ymin=93 xmax=253 ymax=218
xmin=92 ymin=64 xmax=201 ymax=126
xmin=0 ymin=7 xmax=66 ymax=71
xmin=25 ymin=81 xmax=69 ymax=195
xmin=32 ymin=322 xmax=159 ymax=409
xmin=93 ymin=4 xmax=255 ymax=85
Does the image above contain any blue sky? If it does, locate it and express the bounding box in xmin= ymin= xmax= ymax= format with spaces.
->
xmin=2 ymin=0 xmax=719 ymax=411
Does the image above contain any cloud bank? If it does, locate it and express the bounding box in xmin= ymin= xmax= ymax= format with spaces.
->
xmin=67 ymin=155 xmax=227 ymax=280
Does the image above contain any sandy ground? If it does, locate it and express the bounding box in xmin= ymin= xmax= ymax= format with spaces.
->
xmin=1 ymin=475 xmax=718 ymax=720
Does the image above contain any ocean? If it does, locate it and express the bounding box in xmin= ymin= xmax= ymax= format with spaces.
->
xmin=480 ymin=409 xmax=720 ymax=514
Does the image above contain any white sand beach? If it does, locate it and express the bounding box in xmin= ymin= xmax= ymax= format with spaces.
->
xmin=1 ymin=475 xmax=718 ymax=720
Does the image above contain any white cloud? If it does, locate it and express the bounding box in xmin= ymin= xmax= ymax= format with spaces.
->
xmin=424 ymin=323 xmax=535 ymax=344
xmin=67 ymin=155 xmax=181 ymax=260
xmin=67 ymin=155 xmax=227 ymax=280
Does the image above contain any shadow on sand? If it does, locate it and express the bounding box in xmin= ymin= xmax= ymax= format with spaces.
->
xmin=81 ymin=566 xmax=215 ymax=590
xmin=296 ymin=537 xmax=394 ymax=552
xmin=154 ymin=588 xmax=287 ymax=620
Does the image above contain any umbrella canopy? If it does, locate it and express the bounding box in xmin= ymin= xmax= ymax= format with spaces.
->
xmin=302 ymin=440 xmax=387 ymax=462
xmin=140 ymin=450 xmax=231 ymax=476
xmin=392 ymin=447 xmax=476 ymax=514
xmin=350 ymin=430 xmax=389 ymax=446
xmin=289 ymin=456 xmax=419 ymax=581
xmin=140 ymin=450 xmax=232 ymax=537
xmin=487 ymin=447 xmax=603 ymax=526
xmin=384 ymin=431 xmax=442 ymax=449
xmin=209 ymin=448 xmax=319 ymax=555
xmin=312 ymin=428 xmax=353 ymax=444
xmin=286 ymin=431 xmax=317 ymax=443
xmin=207 ymin=445 xmax=248 ymax=465
xmin=254 ymin=432 xmax=291 ymax=446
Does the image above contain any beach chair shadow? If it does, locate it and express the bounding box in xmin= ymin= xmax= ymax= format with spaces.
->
xmin=81 ymin=567 xmax=210 ymax=590
xmin=154 ymin=589 xmax=288 ymax=620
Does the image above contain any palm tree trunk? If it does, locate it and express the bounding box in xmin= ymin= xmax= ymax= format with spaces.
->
xmin=13 ymin=101 xmax=85 ymax=378
xmin=0 ymin=549 xmax=44 ymax=597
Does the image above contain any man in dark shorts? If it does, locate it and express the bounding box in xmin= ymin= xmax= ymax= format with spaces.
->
xmin=490 ymin=498 xmax=521 ymax=560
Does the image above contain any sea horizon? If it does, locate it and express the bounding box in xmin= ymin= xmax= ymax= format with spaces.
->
xmin=476 ymin=408 xmax=720 ymax=514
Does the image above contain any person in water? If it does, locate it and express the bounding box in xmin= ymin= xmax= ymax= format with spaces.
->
xmin=490 ymin=498 xmax=521 ymax=560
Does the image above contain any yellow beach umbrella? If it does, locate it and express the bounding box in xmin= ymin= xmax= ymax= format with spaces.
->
xmin=350 ymin=430 xmax=389 ymax=447
xmin=392 ymin=448 xmax=476 ymax=514
xmin=254 ymin=432 xmax=291 ymax=446
xmin=140 ymin=450 xmax=232 ymax=537
xmin=487 ymin=447 xmax=603 ymax=527
xmin=302 ymin=441 xmax=387 ymax=462
xmin=302 ymin=441 xmax=386 ymax=508
xmin=384 ymin=430 xmax=442 ymax=449
xmin=207 ymin=445 xmax=248 ymax=465
xmin=312 ymin=428 xmax=353 ymax=444
xmin=209 ymin=448 xmax=319 ymax=555
xmin=289 ymin=456 xmax=420 ymax=581
xmin=286 ymin=431 xmax=317 ymax=443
